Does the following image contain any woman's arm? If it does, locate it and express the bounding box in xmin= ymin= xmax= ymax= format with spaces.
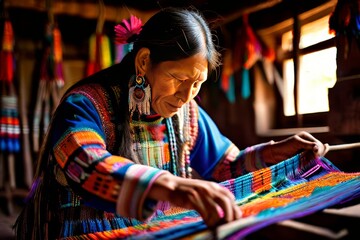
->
xmin=190 ymin=106 xmax=328 ymax=182
xmin=51 ymin=93 xmax=166 ymax=220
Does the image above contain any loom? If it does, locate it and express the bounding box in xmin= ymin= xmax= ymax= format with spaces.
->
xmin=65 ymin=145 xmax=360 ymax=240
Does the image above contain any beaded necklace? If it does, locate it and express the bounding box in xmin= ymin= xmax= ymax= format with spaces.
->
xmin=168 ymin=102 xmax=195 ymax=178
xmin=131 ymin=102 xmax=196 ymax=178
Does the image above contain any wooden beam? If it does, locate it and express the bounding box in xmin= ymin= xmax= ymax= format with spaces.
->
xmin=280 ymin=37 xmax=336 ymax=61
xmin=258 ymin=0 xmax=336 ymax=35
xmin=5 ymin=0 xmax=157 ymax=23
xmin=5 ymin=0 xmax=284 ymax=26
xmin=222 ymin=0 xmax=282 ymax=25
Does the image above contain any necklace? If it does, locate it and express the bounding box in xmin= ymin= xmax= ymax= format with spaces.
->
xmin=131 ymin=102 xmax=198 ymax=178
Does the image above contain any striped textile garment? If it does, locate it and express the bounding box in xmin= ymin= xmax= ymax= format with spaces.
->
xmin=64 ymin=154 xmax=360 ymax=240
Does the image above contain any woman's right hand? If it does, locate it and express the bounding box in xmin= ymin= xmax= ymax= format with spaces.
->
xmin=148 ymin=172 xmax=242 ymax=228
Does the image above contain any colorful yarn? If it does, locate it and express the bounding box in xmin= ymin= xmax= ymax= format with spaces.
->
xmin=32 ymin=22 xmax=65 ymax=151
xmin=64 ymin=155 xmax=360 ymax=240
xmin=0 ymin=96 xmax=20 ymax=152
xmin=241 ymin=68 xmax=251 ymax=99
xmin=0 ymin=20 xmax=20 ymax=153
xmin=53 ymin=26 xmax=64 ymax=87
xmin=0 ymin=20 xmax=14 ymax=83
xmin=86 ymin=33 xmax=113 ymax=76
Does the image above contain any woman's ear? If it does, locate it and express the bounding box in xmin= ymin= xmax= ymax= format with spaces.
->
xmin=135 ymin=48 xmax=150 ymax=74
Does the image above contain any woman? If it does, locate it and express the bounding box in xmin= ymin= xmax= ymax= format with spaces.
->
xmin=15 ymin=7 xmax=328 ymax=239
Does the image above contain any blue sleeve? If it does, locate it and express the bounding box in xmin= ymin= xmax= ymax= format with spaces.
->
xmin=190 ymin=106 xmax=270 ymax=182
xmin=190 ymin=106 xmax=233 ymax=179
xmin=50 ymin=93 xmax=165 ymax=220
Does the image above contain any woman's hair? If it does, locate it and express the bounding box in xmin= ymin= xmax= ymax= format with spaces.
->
xmin=113 ymin=8 xmax=222 ymax=164
xmin=132 ymin=7 xmax=221 ymax=72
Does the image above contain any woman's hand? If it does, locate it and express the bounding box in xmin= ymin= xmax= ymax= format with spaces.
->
xmin=148 ymin=172 xmax=242 ymax=228
xmin=263 ymin=131 xmax=329 ymax=164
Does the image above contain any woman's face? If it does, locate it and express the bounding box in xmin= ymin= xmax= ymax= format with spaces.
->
xmin=145 ymin=53 xmax=208 ymax=118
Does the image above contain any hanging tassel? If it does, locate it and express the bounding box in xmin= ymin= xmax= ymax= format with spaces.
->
xmin=33 ymin=22 xmax=65 ymax=151
xmin=243 ymin=15 xmax=262 ymax=70
xmin=221 ymin=73 xmax=230 ymax=93
xmin=220 ymin=50 xmax=234 ymax=92
xmin=226 ymin=74 xmax=236 ymax=103
xmin=86 ymin=33 xmax=113 ymax=76
xmin=241 ymin=68 xmax=251 ymax=99
xmin=100 ymin=34 xmax=112 ymax=69
xmin=2 ymin=20 xmax=13 ymax=51
xmin=86 ymin=33 xmax=97 ymax=76
xmin=1 ymin=20 xmax=14 ymax=83
xmin=0 ymin=19 xmax=22 ymax=192
xmin=94 ymin=33 xmax=102 ymax=72
xmin=0 ymin=20 xmax=20 ymax=154
xmin=53 ymin=26 xmax=64 ymax=88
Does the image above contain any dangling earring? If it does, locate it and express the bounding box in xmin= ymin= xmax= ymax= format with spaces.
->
xmin=129 ymin=74 xmax=151 ymax=117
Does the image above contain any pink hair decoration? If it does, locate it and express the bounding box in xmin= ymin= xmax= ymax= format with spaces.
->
xmin=114 ymin=15 xmax=143 ymax=44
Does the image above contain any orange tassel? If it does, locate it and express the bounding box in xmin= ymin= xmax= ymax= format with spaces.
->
xmin=53 ymin=26 xmax=64 ymax=87
xmin=1 ymin=20 xmax=14 ymax=83
xmin=2 ymin=20 xmax=14 ymax=51
xmin=53 ymin=27 xmax=62 ymax=62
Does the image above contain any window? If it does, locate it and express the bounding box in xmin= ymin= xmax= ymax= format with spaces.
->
xmin=282 ymin=15 xmax=337 ymax=116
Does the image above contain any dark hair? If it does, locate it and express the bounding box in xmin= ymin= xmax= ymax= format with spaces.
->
xmin=132 ymin=7 xmax=221 ymax=72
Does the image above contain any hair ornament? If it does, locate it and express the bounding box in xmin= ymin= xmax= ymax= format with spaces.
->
xmin=114 ymin=15 xmax=142 ymax=44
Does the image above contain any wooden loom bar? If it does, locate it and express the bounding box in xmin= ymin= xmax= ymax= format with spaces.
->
xmin=328 ymin=143 xmax=360 ymax=152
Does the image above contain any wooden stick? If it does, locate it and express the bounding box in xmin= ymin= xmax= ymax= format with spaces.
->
xmin=328 ymin=142 xmax=360 ymax=151
xmin=8 ymin=153 xmax=16 ymax=189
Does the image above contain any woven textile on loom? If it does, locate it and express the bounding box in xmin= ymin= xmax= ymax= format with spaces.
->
xmin=64 ymin=154 xmax=360 ymax=240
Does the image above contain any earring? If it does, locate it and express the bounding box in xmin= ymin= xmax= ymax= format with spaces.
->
xmin=129 ymin=74 xmax=151 ymax=117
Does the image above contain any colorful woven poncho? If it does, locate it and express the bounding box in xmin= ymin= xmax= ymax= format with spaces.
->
xmin=64 ymin=154 xmax=360 ymax=239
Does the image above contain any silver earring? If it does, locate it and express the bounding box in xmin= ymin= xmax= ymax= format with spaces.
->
xmin=129 ymin=74 xmax=151 ymax=117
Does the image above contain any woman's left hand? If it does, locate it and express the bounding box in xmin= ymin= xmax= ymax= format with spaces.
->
xmin=263 ymin=131 xmax=329 ymax=164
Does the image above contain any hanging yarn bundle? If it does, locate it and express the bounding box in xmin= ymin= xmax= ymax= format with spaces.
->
xmin=0 ymin=19 xmax=20 ymax=189
xmin=0 ymin=19 xmax=20 ymax=153
xmin=240 ymin=15 xmax=262 ymax=99
xmin=221 ymin=15 xmax=264 ymax=101
xmin=86 ymin=0 xmax=113 ymax=76
xmin=86 ymin=33 xmax=113 ymax=76
xmin=32 ymin=22 xmax=64 ymax=152
xmin=220 ymin=33 xmax=236 ymax=103
xmin=114 ymin=15 xmax=142 ymax=63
